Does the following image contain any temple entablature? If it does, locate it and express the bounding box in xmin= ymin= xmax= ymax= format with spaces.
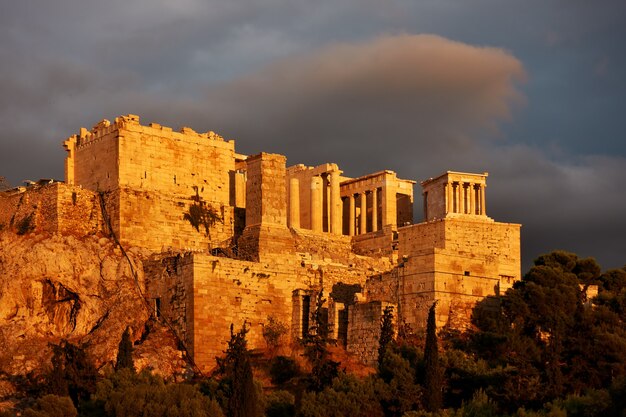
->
xmin=340 ymin=171 xmax=415 ymax=235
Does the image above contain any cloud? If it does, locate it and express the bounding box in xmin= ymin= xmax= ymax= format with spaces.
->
xmin=483 ymin=145 xmax=626 ymax=269
xmin=198 ymin=34 xmax=525 ymax=177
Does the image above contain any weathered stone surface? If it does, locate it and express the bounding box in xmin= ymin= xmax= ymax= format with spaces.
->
xmin=0 ymin=232 xmax=184 ymax=381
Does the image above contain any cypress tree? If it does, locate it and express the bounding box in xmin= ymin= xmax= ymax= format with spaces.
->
xmin=378 ymin=305 xmax=395 ymax=371
xmin=303 ymin=289 xmax=339 ymax=392
xmin=217 ymin=323 xmax=260 ymax=417
xmin=115 ymin=326 xmax=135 ymax=372
xmin=423 ymin=302 xmax=442 ymax=412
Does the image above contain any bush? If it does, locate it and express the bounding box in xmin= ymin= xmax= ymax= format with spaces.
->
xmin=270 ymin=356 xmax=300 ymax=385
xmin=16 ymin=213 xmax=34 ymax=235
xmin=458 ymin=390 xmax=497 ymax=417
xmin=265 ymin=390 xmax=295 ymax=417
xmin=298 ymin=374 xmax=385 ymax=417
xmin=91 ymin=369 xmax=224 ymax=417
xmin=263 ymin=316 xmax=289 ymax=356
xmin=22 ymin=395 xmax=78 ymax=417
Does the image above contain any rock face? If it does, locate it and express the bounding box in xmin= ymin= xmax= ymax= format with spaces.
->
xmin=0 ymin=231 xmax=185 ymax=385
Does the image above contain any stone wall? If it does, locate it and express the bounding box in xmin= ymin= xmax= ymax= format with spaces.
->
xmin=347 ymin=301 xmax=396 ymax=365
xmin=0 ymin=183 xmax=101 ymax=237
xmin=117 ymin=187 xmax=235 ymax=252
xmin=64 ymin=115 xmax=241 ymax=252
xmin=370 ymin=216 xmax=521 ymax=329
xmin=351 ymin=226 xmax=397 ymax=259
xmin=148 ymin=253 xmax=300 ymax=372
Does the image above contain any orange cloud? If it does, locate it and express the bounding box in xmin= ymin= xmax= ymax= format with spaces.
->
xmin=205 ymin=34 xmax=526 ymax=163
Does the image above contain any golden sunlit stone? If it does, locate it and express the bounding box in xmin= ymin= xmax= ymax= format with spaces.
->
xmin=0 ymin=115 xmax=520 ymax=371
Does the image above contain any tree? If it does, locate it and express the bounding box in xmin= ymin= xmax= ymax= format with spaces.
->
xmin=469 ymin=251 xmax=626 ymax=411
xmin=378 ymin=349 xmax=422 ymax=416
xmin=302 ymin=289 xmax=340 ymax=392
xmin=378 ymin=305 xmax=395 ymax=371
xmin=115 ymin=327 xmax=135 ymax=372
xmin=297 ymin=374 xmax=385 ymax=417
xmin=47 ymin=340 xmax=98 ymax=408
xmin=216 ymin=323 xmax=261 ymax=417
xmin=423 ymin=302 xmax=442 ymax=412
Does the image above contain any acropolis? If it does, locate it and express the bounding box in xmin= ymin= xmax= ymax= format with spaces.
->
xmin=0 ymin=115 xmax=521 ymax=372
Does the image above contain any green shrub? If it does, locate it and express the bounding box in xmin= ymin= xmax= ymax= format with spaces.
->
xmin=92 ymin=369 xmax=224 ymax=417
xmin=270 ymin=356 xmax=300 ymax=385
xmin=265 ymin=390 xmax=295 ymax=417
xmin=16 ymin=213 xmax=34 ymax=235
xmin=22 ymin=395 xmax=77 ymax=417
xmin=297 ymin=374 xmax=385 ymax=417
xmin=263 ymin=316 xmax=289 ymax=356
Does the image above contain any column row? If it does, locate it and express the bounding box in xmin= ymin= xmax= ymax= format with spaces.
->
xmin=445 ymin=182 xmax=486 ymax=215
xmin=289 ymin=173 xmax=343 ymax=233
xmin=344 ymin=188 xmax=381 ymax=236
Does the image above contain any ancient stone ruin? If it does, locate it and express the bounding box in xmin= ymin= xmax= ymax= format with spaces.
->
xmin=0 ymin=115 xmax=520 ymax=372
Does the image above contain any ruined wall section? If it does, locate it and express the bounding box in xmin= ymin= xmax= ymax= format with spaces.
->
xmin=65 ymin=121 xmax=120 ymax=191
xmin=347 ymin=301 xmax=396 ymax=365
xmin=65 ymin=115 xmax=240 ymax=252
xmin=144 ymin=255 xmax=193 ymax=355
xmin=238 ymin=153 xmax=294 ymax=261
xmin=0 ymin=184 xmax=102 ymax=236
xmin=190 ymin=254 xmax=299 ymax=372
xmin=351 ymin=226 xmax=397 ymax=259
xmin=292 ymin=228 xmax=391 ymax=269
xmin=383 ymin=217 xmax=521 ymax=329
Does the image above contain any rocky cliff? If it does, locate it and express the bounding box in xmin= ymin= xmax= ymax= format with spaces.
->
xmin=0 ymin=231 xmax=187 ymax=405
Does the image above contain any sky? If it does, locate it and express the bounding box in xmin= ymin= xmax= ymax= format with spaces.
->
xmin=0 ymin=0 xmax=625 ymax=272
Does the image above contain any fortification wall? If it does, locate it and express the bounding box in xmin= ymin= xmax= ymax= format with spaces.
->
xmin=0 ymin=184 xmax=101 ymax=236
xmin=69 ymin=124 xmax=120 ymax=191
xmin=368 ymin=217 xmax=521 ymax=329
xmin=116 ymin=187 xmax=235 ymax=252
xmin=116 ymin=120 xmax=236 ymax=206
xmin=189 ymin=254 xmax=299 ymax=371
xmin=292 ymin=228 xmax=387 ymax=266
xmin=65 ymin=115 xmax=242 ymax=252
xmin=347 ymin=301 xmax=395 ymax=365
xmin=351 ymin=226 xmax=396 ymax=259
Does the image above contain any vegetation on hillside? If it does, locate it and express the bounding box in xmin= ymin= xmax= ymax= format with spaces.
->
xmin=1 ymin=250 xmax=625 ymax=417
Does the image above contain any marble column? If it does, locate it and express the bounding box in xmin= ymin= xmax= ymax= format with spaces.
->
xmin=360 ymin=191 xmax=367 ymax=235
xmin=348 ymin=194 xmax=355 ymax=236
xmin=330 ymin=171 xmax=342 ymax=234
xmin=480 ymin=184 xmax=486 ymax=215
xmin=311 ymin=176 xmax=323 ymax=232
xmin=469 ymin=183 xmax=475 ymax=215
xmin=289 ymin=177 xmax=300 ymax=228
xmin=372 ymin=188 xmax=378 ymax=232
